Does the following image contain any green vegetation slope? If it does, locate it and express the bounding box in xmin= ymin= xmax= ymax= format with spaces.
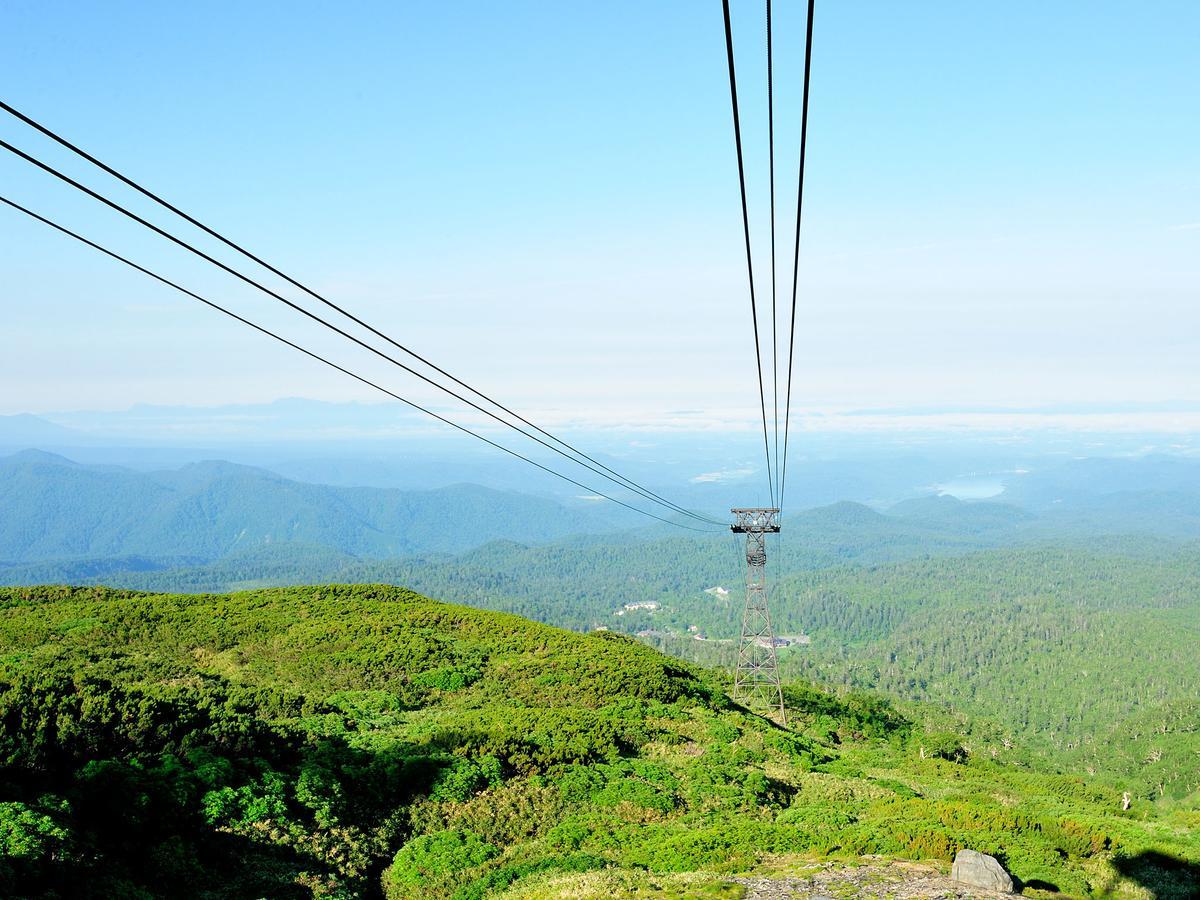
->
xmin=1 ymin=585 xmax=1197 ymax=898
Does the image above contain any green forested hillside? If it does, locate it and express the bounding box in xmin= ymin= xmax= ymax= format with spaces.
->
xmin=379 ymin=543 xmax=1200 ymax=800
xmin=9 ymin=500 xmax=1198 ymax=810
xmin=775 ymin=549 xmax=1200 ymax=799
xmin=624 ymin=547 xmax=1200 ymax=799
xmin=1 ymin=585 xmax=1198 ymax=898
xmin=76 ymin=534 xmax=1198 ymax=789
xmin=0 ymin=502 xmax=1003 ymax=606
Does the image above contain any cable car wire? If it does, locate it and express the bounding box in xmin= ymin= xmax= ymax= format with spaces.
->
xmin=0 ymin=194 xmax=722 ymax=534
xmin=721 ymin=0 xmax=776 ymax=509
xmin=779 ymin=0 xmax=816 ymax=514
xmin=0 ymin=138 xmax=722 ymax=527
xmin=0 ymin=99 xmax=721 ymax=526
xmin=766 ymin=0 xmax=781 ymax=504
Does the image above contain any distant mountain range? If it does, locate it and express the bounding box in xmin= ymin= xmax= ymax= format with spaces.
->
xmin=0 ymin=449 xmax=627 ymax=565
xmin=0 ymin=413 xmax=92 ymax=447
xmin=1 ymin=447 xmax=1198 ymax=591
xmin=7 ymin=400 xmax=1200 ymax=507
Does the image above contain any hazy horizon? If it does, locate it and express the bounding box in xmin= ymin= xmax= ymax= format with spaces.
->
xmin=3 ymin=1 xmax=1197 ymax=433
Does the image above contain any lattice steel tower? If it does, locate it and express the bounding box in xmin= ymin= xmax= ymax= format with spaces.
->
xmin=731 ymin=508 xmax=785 ymax=724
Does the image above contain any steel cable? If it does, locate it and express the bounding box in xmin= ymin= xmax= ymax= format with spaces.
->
xmin=0 ymin=138 xmax=723 ymax=527
xmin=779 ymin=0 xmax=816 ymax=514
xmin=0 ymin=100 xmax=721 ymax=526
xmin=721 ymin=0 xmax=776 ymax=509
xmin=0 ymin=194 xmax=723 ymax=534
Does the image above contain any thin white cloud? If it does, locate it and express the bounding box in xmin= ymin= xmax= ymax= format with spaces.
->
xmin=691 ymin=467 xmax=756 ymax=484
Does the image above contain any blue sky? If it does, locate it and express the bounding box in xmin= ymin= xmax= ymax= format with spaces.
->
xmin=1 ymin=0 xmax=1197 ymax=431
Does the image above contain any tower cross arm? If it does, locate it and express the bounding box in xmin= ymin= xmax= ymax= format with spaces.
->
xmin=730 ymin=507 xmax=781 ymax=533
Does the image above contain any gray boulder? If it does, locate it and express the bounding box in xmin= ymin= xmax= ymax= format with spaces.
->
xmin=951 ymin=849 xmax=1014 ymax=893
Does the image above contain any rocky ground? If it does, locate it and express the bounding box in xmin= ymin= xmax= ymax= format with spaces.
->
xmin=731 ymin=859 xmax=1020 ymax=899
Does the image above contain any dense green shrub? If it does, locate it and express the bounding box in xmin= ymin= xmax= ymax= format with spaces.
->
xmin=384 ymin=829 xmax=498 ymax=893
xmin=450 ymin=852 xmax=608 ymax=900
xmin=0 ymin=801 xmax=69 ymax=860
xmin=413 ymin=666 xmax=482 ymax=693
xmin=430 ymin=755 xmax=503 ymax=803
xmin=920 ymin=732 xmax=969 ymax=763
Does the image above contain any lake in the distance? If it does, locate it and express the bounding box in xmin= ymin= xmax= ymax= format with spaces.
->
xmin=935 ymin=476 xmax=1006 ymax=500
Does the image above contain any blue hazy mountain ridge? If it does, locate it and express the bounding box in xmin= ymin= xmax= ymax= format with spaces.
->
xmin=4 ymin=488 xmax=1197 ymax=604
xmin=999 ymin=454 xmax=1200 ymax=507
xmin=887 ymin=494 xmax=1036 ymax=534
xmin=0 ymin=500 xmax=1002 ymax=597
xmin=0 ymin=450 xmax=629 ymax=563
xmin=1028 ymin=491 xmax=1200 ymax=541
xmin=12 ymin=400 xmax=1200 ymax=508
xmin=0 ymin=413 xmax=95 ymax=448
xmin=2 ymin=448 xmax=1199 ymax=589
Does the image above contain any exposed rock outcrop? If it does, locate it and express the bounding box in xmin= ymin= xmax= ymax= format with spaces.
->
xmin=951 ymin=850 xmax=1014 ymax=893
xmin=733 ymin=858 xmax=1017 ymax=898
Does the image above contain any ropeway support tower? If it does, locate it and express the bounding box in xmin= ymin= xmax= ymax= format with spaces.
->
xmin=731 ymin=508 xmax=786 ymax=725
